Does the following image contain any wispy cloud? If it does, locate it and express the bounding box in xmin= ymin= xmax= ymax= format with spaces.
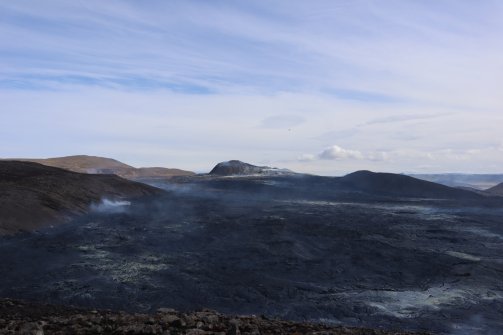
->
xmin=259 ymin=115 xmax=305 ymax=129
xmin=363 ymin=113 xmax=448 ymax=126
xmin=1 ymin=0 xmax=502 ymax=108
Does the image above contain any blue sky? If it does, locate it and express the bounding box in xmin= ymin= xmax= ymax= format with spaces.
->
xmin=1 ymin=0 xmax=502 ymax=174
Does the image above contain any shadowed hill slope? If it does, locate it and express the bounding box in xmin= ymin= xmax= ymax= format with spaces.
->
xmin=0 ymin=161 xmax=163 ymax=235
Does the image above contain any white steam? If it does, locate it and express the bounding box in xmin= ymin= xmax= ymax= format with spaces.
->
xmin=90 ymin=198 xmax=131 ymax=213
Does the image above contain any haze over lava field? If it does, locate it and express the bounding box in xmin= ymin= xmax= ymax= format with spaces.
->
xmin=1 ymin=169 xmax=503 ymax=334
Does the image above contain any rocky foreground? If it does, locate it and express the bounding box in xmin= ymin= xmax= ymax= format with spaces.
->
xmin=0 ymin=299 xmax=427 ymax=335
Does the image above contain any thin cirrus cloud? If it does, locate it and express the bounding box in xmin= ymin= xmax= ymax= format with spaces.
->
xmin=316 ymin=113 xmax=445 ymax=142
xmin=1 ymin=0 xmax=501 ymax=105
xmin=259 ymin=115 xmax=306 ymax=129
xmin=0 ymin=1 xmax=502 ymax=174
xmin=362 ymin=113 xmax=448 ymax=126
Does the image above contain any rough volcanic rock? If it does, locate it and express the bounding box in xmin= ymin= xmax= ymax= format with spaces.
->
xmin=0 ymin=161 xmax=163 ymax=235
xmin=0 ymin=298 xmax=428 ymax=335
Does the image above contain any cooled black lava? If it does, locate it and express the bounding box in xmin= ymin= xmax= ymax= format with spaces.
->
xmin=1 ymin=176 xmax=502 ymax=334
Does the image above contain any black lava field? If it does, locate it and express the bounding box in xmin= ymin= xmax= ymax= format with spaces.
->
xmin=1 ymin=175 xmax=503 ymax=334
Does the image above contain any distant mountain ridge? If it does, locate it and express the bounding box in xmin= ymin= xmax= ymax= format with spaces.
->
xmin=203 ymin=161 xmax=483 ymax=200
xmin=3 ymin=155 xmax=194 ymax=180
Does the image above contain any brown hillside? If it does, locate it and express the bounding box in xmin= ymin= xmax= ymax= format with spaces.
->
xmin=6 ymin=155 xmax=194 ymax=179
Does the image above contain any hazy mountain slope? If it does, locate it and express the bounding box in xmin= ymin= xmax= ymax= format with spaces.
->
xmin=0 ymin=161 xmax=162 ymax=235
xmin=410 ymin=173 xmax=503 ymax=190
xmin=338 ymin=170 xmax=482 ymax=199
xmin=6 ymin=155 xmax=195 ymax=179
xmin=486 ymin=182 xmax=503 ymax=196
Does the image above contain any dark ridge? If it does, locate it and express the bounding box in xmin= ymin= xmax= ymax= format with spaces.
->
xmin=340 ymin=170 xmax=483 ymax=199
xmin=209 ymin=160 xmax=269 ymax=176
xmin=0 ymin=161 xmax=163 ymax=235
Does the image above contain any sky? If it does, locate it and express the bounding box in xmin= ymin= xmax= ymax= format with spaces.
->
xmin=1 ymin=0 xmax=502 ymax=175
